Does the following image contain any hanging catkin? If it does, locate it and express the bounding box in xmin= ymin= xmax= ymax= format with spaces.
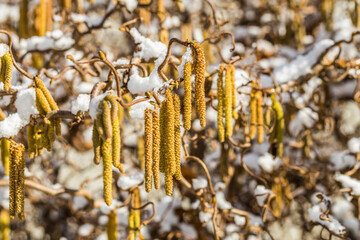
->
xmin=249 ymin=84 xmax=257 ymax=139
xmin=144 ymin=108 xmax=153 ymax=192
xmin=2 ymin=53 xmax=13 ymax=92
xmin=225 ymin=65 xmax=233 ymax=138
xmin=164 ymin=89 xmax=175 ymax=195
xmin=152 ymin=110 xmax=160 ymax=189
xmin=92 ymin=121 xmax=101 ymax=165
xmin=271 ymin=94 xmax=284 ymax=158
xmin=101 ymin=100 xmax=113 ymax=140
xmin=0 ymin=209 xmax=10 ymax=240
xmin=229 ymin=65 xmax=238 ymax=120
xmin=217 ymin=64 xmax=225 ymax=143
xmin=193 ymin=41 xmax=207 ymax=127
xmin=159 ymin=101 xmax=166 ymax=173
xmin=183 ymin=61 xmax=192 ymax=130
xmin=102 ymin=136 xmax=113 ymax=206
xmin=9 ymin=142 xmax=25 ymax=220
xmin=173 ymin=94 xmax=182 ymax=180
xmin=256 ymin=91 xmax=264 ymax=144
xmin=107 ymin=209 xmax=118 ymax=240
xmin=0 ymin=139 xmax=9 ymax=176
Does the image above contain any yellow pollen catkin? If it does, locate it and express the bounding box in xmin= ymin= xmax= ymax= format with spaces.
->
xmin=2 ymin=53 xmax=13 ymax=92
xmin=144 ymin=108 xmax=153 ymax=192
xmin=34 ymin=77 xmax=59 ymax=111
xmin=0 ymin=209 xmax=10 ymax=240
xmin=165 ymin=90 xmax=175 ymax=176
xmin=152 ymin=110 xmax=160 ymax=189
xmin=159 ymin=102 xmax=166 ymax=173
xmin=35 ymin=88 xmax=52 ymax=113
xmin=173 ymin=94 xmax=182 ymax=181
xmin=217 ymin=64 xmax=225 ymax=142
xmin=130 ymin=188 xmax=141 ymax=240
xmin=256 ymin=91 xmax=264 ymax=144
xmin=92 ymin=121 xmax=101 ymax=165
xmin=95 ymin=113 xmax=106 ymax=141
xmin=102 ymin=137 xmax=113 ymax=206
xmin=193 ymin=41 xmax=206 ymax=127
xmin=1 ymin=139 xmax=9 ymax=176
xmin=264 ymin=106 xmax=272 ymax=128
xmin=34 ymin=125 xmax=44 ymax=155
xmin=9 ymin=142 xmax=25 ymax=220
xmin=27 ymin=125 xmax=36 ymax=159
xmin=249 ymin=86 xmax=257 ymax=139
xmin=183 ymin=61 xmax=192 ymax=130
xmin=271 ymin=94 xmax=284 ymax=158
xmin=102 ymin=100 xmax=113 ymax=140
xmin=225 ymin=65 xmax=233 ymax=138
xmin=107 ymin=209 xmax=118 ymax=240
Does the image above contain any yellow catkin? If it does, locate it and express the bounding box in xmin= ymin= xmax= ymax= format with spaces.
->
xmin=102 ymin=137 xmax=113 ymax=206
xmin=144 ymin=108 xmax=153 ymax=192
xmin=128 ymin=211 xmax=135 ymax=240
xmin=35 ymin=88 xmax=52 ymax=113
xmin=9 ymin=142 xmax=25 ymax=220
xmin=96 ymin=113 xmax=106 ymax=141
xmin=133 ymin=188 xmax=141 ymax=227
xmin=0 ymin=58 xmax=4 ymax=84
xmin=102 ymin=100 xmax=113 ymax=140
xmin=47 ymin=120 xmax=55 ymax=143
xmin=224 ymin=65 xmax=233 ymax=138
xmin=159 ymin=102 xmax=166 ymax=173
xmin=217 ymin=64 xmax=225 ymax=142
xmin=92 ymin=121 xmax=101 ymax=165
xmin=249 ymin=87 xmax=257 ymax=139
xmin=27 ymin=125 xmax=36 ymax=159
xmin=193 ymin=41 xmax=207 ymax=127
xmin=256 ymin=91 xmax=264 ymax=144
xmin=2 ymin=53 xmax=13 ymax=92
xmin=152 ymin=110 xmax=160 ymax=189
xmin=0 ymin=209 xmax=10 ymax=240
xmin=117 ymin=102 xmax=124 ymax=126
xmin=34 ymin=77 xmax=59 ymax=111
xmin=105 ymin=95 xmax=123 ymax=172
xmin=183 ymin=61 xmax=192 ymax=131
xmin=1 ymin=139 xmax=9 ymax=176
xmin=264 ymin=106 xmax=272 ymax=128
xmin=230 ymin=65 xmax=238 ymax=120
xmin=173 ymin=94 xmax=182 ymax=181
xmin=164 ymin=89 xmax=175 ymax=195
xmin=19 ymin=0 xmax=29 ymax=39
xmin=107 ymin=209 xmax=118 ymax=240
xmin=271 ymin=94 xmax=284 ymax=158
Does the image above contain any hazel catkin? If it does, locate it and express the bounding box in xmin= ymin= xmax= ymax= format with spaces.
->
xmin=173 ymin=94 xmax=182 ymax=181
xmin=217 ymin=64 xmax=225 ymax=143
xmin=183 ymin=61 xmax=192 ymax=130
xmin=144 ymin=108 xmax=153 ymax=192
xmin=225 ymin=65 xmax=233 ymax=138
xmin=152 ymin=110 xmax=160 ymax=189
xmin=193 ymin=41 xmax=206 ymax=127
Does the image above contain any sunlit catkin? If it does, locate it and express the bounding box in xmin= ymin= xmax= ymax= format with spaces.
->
xmin=107 ymin=209 xmax=118 ymax=240
xmin=230 ymin=65 xmax=238 ymax=120
xmin=256 ymin=91 xmax=264 ymax=144
xmin=1 ymin=139 xmax=9 ymax=175
xmin=102 ymin=100 xmax=113 ymax=140
xmin=165 ymin=89 xmax=175 ymax=195
xmin=159 ymin=102 xmax=166 ymax=173
xmin=0 ymin=209 xmax=10 ymax=240
xmin=217 ymin=64 xmax=225 ymax=142
xmin=102 ymin=137 xmax=113 ymax=206
xmin=9 ymin=142 xmax=25 ymax=220
xmin=144 ymin=108 xmax=153 ymax=192
xmin=249 ymin=87 xmax=257 ymax=139
xmin=35 ymin=77 xmax=58 ymax=111
xmin=2 ymin=52 xmax=13 ymax=92
xmin=193 ymin=41 xmax=206 ymax=127
xmin=225 ymin=65 xmax=233 ymax=138
xmin=183 ymin=61 xmax=192 ymax=130
xmin=173 ymin=94 xmax=182 ymax=180
xmin=130 ymin=188 xmax=141 ymax=240
xmin=271 ymin=94 xmax=284 ymax=158
xmin=35 ymin=88 xmax=52 ymax=113
xmin=152 ymin=110 xmax=160 ymax=189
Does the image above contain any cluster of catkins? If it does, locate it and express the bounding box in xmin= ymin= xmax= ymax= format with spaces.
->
xmin=92 ymin=94 xmax=124 ymax=206
xmin=28 ymin=77 xmax=61 ymax=157
xmin=0 ymin=50 xmax=12 ymax=92
xmin=143 ymin=41 xmax=206 ymax=196
xmin=217 ymin=64 xmax=238 ymax=142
